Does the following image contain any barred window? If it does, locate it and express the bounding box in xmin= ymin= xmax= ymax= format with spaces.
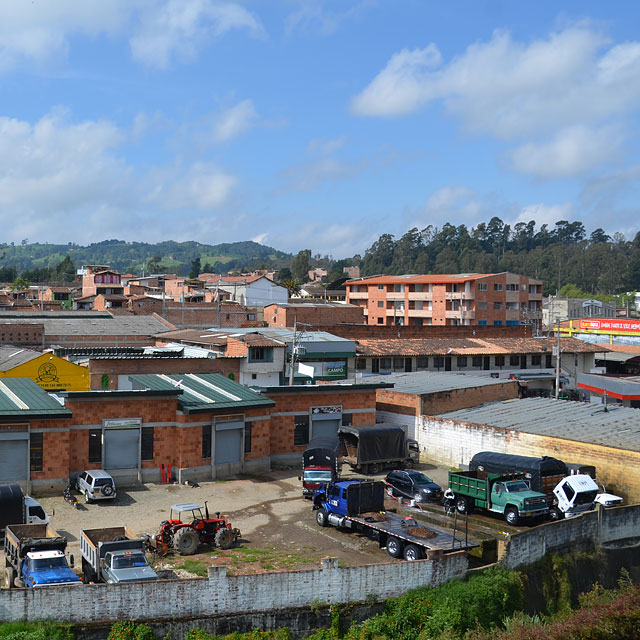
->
xmin=244 ymin=422 xmax=252 ymax=454
xmin=202 ymin=425 xmax=212 ymax=459
xmin=30 ymin=433 xmax=43 ymax=473
xmin=433 ymin=356 xmax=444 ymax=368
xmin=472 ymin=356 xmax=482 ymax=367
xmin=294 ymin=415 xmax=309 ymax=445
xmin=495 ymin=355 xmax=505 ymax=367
xmin=89 ymin=429 xmax=102 ymax=464
xmin=510 ymin=355 xmax=520 ymax=367
xmin=141 ymin=427 xmax=154 ymax=461
xmin=416 ymin=356 xmax=428 ymax=369
xmin=457 ymin=356 xmax=467 ymax=368
xmin=531 ymin=354 xmax=541 ymax=366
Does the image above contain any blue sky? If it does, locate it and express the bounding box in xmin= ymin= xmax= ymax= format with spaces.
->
xmin=1 ymin=1 xmax=640 ymax=257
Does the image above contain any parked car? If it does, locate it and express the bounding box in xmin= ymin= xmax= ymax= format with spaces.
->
xmin=385 ymin=470 xmax=442 ymax=503
xmin=75 ymin=470 xmax=116 ymax=503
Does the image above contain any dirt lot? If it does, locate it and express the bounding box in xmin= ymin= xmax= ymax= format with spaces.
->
xmin=1 ymin=465 xmax=452 ymax=578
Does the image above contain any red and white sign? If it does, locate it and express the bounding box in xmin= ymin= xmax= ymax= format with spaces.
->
xmin=579 ymin=318 xmax=640 ymax=333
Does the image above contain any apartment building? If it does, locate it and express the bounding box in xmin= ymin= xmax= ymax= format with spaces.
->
xmin=346 ymin=272 xmax=542 ymax=328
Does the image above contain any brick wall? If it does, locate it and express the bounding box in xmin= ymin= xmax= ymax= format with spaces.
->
xmin=0 ymin=554 xmax=469 ymax=624
xmin=0 ymin=322 xmax=44 ymax=347
xmin=419 ymin=416 xmax=640 ymax=503
xmin=314 ymin=324 xmax=531 ymax=340
xmin=88 ymin=358 xmax=241 ymax=389
xmin=265 ymin=304 xmax=364 ymax=328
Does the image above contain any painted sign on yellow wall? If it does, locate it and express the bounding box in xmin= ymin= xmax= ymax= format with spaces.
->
xmin=0 ymin=354 xmax=90 ymax=391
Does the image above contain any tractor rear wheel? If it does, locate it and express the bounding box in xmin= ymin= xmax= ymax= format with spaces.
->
xmin=215 ymin=528 xmax=235 ymax=550
xmin=174 ymin=527 xmax=200 ymax=555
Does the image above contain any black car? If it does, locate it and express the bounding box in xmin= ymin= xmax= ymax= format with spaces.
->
xmin=385 ymin=470 xmax=442 ymax=503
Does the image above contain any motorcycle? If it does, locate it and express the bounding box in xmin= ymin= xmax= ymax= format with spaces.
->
xmin=63 ymin=482 xmax=79 ymax=509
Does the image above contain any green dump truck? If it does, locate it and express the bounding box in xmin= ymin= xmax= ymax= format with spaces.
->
xmin=448 ymin=470 xmax=549 ymax=526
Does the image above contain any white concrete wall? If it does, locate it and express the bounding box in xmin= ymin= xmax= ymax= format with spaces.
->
xmin=246 ymin=279 xmax=288 ymax=307
xmin=0 ymin=554 xmax=468 ymax=624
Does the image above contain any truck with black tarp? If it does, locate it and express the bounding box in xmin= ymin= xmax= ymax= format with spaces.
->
xmin=301 ymin=437 xmax=341 ymax=498
xmin=313 ymin=479 xmax=471 ymax=560
xmin=469 ymin=452 xmax=568 ymax=499
xmin=4 ymin=524 xmax=80 ymax=589
xmin=339 ymin=423 xmax=419 ymax=474
xmin=81 ymin=526 xmax=158 ymax=584
xmin=0 ymin=483 xmax=49 ymax=537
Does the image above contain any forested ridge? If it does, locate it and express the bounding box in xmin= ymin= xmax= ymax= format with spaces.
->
xmin=2 ymin=217 xmax=639 ymax=297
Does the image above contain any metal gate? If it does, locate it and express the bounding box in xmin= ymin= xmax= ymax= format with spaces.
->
xmin=0 ymin=434 xmax=28 ymax=482
xmin=311 ymin=418 xmax=341 ymax=440
xmin=214 ymin=421 xmax=243 ymax=465
xmin=104 ymin=428 xmax=140 ymax=469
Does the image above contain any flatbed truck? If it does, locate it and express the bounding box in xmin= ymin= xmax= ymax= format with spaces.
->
xmin=313 ymin=479 xmax=472 ymax=561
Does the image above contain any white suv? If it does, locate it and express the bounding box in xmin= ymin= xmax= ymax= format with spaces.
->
xmin=75 ymin=470 xmax=117 ymax=503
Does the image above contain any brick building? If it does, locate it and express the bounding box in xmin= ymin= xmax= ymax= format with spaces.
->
xmin=346 ymin=272 xmax=542 ymax=328
xmin=265 ymin=302 xmax=364 ymax=328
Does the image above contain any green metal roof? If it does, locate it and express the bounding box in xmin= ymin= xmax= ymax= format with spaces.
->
xmin=129 ymin=373 xmax=275 ymax=414
xmin=0 ymin=378 xmax=71 ymax=417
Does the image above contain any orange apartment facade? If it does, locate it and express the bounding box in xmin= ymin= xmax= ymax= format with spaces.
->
xmin=346 ymin=272 xmax=543 ymax=328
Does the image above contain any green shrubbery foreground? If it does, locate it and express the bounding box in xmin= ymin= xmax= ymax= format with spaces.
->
xmin=1 ymin=564 xmax=637 ymax=640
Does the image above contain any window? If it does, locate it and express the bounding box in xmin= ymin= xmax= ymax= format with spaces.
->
xmin=478 ymin=283 xmax=488 ymax=291
xmin=416 ymin=356 xmax=428 ymax=369
xmin=377 ymin=317 xmax=384 ymax=324
xmin=472 ymin=356 xmax=482 ymax=367
xmin=356 ymin=358 xmax=367 ymax=370
xmin=247 ymin=314 xmax=256 ymax=321
xmin=244 ymin=422 xmax=252 ymax=454
xmin=531 ymin=354 xmax=541 ymax=366
xmin=493 ymin=283 xmax=503 ymax=291
xmin=377 ymin=300 xmax=384 ymax=307
xmin=493 ymin=302 xmax=503 ymax=310
xmin=457 ymin=356 xmax=467 ymax=368
xmin=529 ymin=284 xmax=537 ymax=293
xmin=140 ymin=427 xmax=154 ymax=461
xmin=506 ymin=284 xmax=519 ymax=291
xmin=342 ymin=413 xmax=352 ymax=427
xmin=30 ymin=433 xmax=43 ymax=473
xmin=493 ymin=320 xmax=503 ymax=326
xmin=202 ymin=425 xmax=211 ymax=459
xmin=377 ymin=284 xmax=384 ymax=290
xmin=89 ymin=429 xmax=102 ymax=464
xmin=477 ymin=320 xmax=487 ymax=326
xmin=381 ymin=358 xmax=392 ymax=369
xmin=393 ymin=357 xmax=404 ymax=370
xmin=248 ymin=346 xmax=273 ymax=362
xmin=495 ymin=355 xmax=505 ymax=367
xmin=294 ymin=415 xmax=309 ymax=445
xmin=433 ymin=356 xmax=444 ymax=368
xmin=510 ymin=355 xmax=520 ymax=367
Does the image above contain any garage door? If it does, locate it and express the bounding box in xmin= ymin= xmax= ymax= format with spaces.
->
xmin=215 ymin=421 xmax=243 ymax=465
xmin=104 ymin=428 xmax=140 ymax=469
xmin=0 ymin=435 xmax=28 ymax=482
xmin=311 ymin=418 xmax=341 ymax=440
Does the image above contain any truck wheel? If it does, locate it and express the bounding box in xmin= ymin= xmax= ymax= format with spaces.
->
xmin=455 ymin=496 xmax=470 ymax=514
xmin=403 ymin=544 xmax=423 ymax=561
xmin=505 ymin=508 xmax=519 ymax=526
xmin=549 ymin=507 xmax=561 ymax=521
xmin=316 ymin=508 xmax=329 ymax=528
xmin=174 ymin=527 xmax=200 ymax=555
xmin=386 ymin=537 xmax=403 ymax=558
xmin=215 ymin=529 xmax=235 ymax=550
xmin=4 ymin=567 xmax=14 ymax=589
xmin=368 ymin=463 xmax=381 ymax=475
xmin=403 ymin=460 xmax=414 ymax=469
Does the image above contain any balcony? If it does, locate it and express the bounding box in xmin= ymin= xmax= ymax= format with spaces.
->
xmin=347 ymin=290 xmax=368 ymax=299
xmin=505 ymin=291 xmax=521 ymax=302
xmin=385 ymin=292 xmax=405 ymax=301
xmin=407 ymin=292 xmax=433 ymax=301
xmin=445 ymin=310 xmax=475 ymax=320
xmin=528 ymin=292 xmax=543 ymax=301
xmin=386 ymin=307 xmax=405 ymax=316
xmin=407 ymin=309 xmax=433 ymax=318
xmin=445 ymin=291 xmax=474 ymax=300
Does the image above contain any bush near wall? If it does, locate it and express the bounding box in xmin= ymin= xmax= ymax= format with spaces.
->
xmin=0 ymin=622 xmax=73 ymax=640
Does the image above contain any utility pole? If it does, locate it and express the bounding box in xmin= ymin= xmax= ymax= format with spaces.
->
xmin=553 ymin=295 xmax=562 ymax=399
xmin=288 ymin=319 xmax=298 ymax=386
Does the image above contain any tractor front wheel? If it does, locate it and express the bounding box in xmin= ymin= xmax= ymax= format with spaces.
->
xmin=215 ymin=528 xmax=235 ymax=550
xmin=174 ymin=527 xmax=200 ymax=555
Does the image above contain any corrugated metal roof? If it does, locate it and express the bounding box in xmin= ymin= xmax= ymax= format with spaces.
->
xmin=437 ymin=397 xmax=640 ymax=452
xmin=129 ymin=373 xmax=275 ymax=413
xmin=0 ymin=378 xmax=71 ymax=416
xmin=363 ymin=371 xmax=516 ymax=395
xmin=347 ymin=273 xmax=498 ymax=285
xmin=0 ymin=347 xmax=40 ymax=370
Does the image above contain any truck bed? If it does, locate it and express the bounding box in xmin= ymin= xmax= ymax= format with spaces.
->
xmin=345 ymin=512 xmax=470 ymax=553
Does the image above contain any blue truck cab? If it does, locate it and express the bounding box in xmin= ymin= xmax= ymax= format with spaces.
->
xmin=21 ymin=550 xmax=81 ymax=588
xmin=313 ymin=479 xmax=376 ymax=519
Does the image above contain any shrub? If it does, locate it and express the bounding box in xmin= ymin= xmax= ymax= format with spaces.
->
xmin=108 ymin=621 xmax=156 ymax=640
xmin=0 ymin=622 xmax=74 ymax=640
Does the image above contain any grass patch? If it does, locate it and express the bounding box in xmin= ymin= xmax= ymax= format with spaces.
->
xmin=178 ymin=559 xmax=209 ymax=577
xmin=222 ymin=545 xmax=317 ymax=572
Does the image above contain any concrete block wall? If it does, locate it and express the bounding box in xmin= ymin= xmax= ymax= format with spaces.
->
xmin=419 ymin=416 xmax=640 ymax=502
xmin=0 ymin=554 xmax=469 ymax=624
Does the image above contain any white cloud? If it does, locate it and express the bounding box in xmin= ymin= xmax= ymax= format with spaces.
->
xmin=130 ymin=0 xmax=264 ymax=69
xmin=352 ymin=25 xmax=640 ymax=139
xmin=515 ymin=202 xmax=576 ymax=227
xmin=251 ymin=233 xmax=269 ymax=244
xmin=508 ymin=125 xmax=625 ymax=178
xmin=213 ymin=99 xmax=258 ymax=142
xmin=285 ymin=0 xmax=375 ymax=37
xmin=0 ymin=110 xmax=239 ymax=244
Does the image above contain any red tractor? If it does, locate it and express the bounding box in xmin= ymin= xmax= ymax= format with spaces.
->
xmin=149 ymin=502 xmax=240 ymax=556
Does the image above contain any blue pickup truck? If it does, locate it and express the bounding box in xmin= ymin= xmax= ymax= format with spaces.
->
xmin=4 ymin=524 xmax=81 ymax=588
xmin=313 ymin=479 xmax=471 ymax=561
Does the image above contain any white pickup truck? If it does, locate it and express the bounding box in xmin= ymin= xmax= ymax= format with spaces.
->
xmin=551 ymin=474 xmax=623 ymax=519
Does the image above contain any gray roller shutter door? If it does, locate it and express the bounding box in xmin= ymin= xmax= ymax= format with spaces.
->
xmin=215 ymin=421 xmax=243 ymax=465
xmin=311 ymin=418 xmax=340 ymax=440
xmin=104 ymin=429 xmax=140 ymax=469
xmin=0 ymin=437 xmax=28 ymax=482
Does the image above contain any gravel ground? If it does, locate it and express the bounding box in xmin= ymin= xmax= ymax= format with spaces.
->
xmin=1 ymin=463 xmax=454 ymax=578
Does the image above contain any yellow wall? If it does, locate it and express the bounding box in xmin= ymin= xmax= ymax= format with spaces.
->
xmin=0 ymin=354 xmax=90 ymax=391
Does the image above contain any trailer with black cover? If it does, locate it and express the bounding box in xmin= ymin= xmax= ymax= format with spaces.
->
xmin=301 ymin=436 xmax=342 ymax=497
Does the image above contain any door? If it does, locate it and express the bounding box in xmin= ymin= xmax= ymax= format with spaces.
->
xmin=444 ymin=357 xmax=452 ymax=371
xmin=483 ymin=356 xmax=490 ymax=370
xmin=371 ymin=358 xmax=380 ymax=374
xmin=520 ymin=355 xmax=527 ymax=369
xmin=104 ymin=428 xmax=140 ymax=469
xmin=312 ymin=418 xmax=341 ymax=440
xmin=404 ymin=358 xmax=412 ymax=372
xmin=0 ymin=435 xmax=28 ymax=482
xmin=215 ymin=420 xmax=243 ymax=465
